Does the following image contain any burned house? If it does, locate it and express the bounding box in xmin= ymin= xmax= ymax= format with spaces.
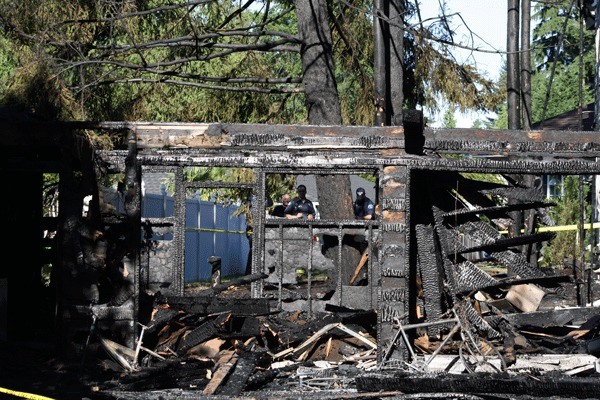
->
xmin=3 ymin=111 xmax=600 ymax=397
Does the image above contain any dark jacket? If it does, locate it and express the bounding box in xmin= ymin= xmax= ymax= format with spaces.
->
xmin=353 ymin=197 xmax=375 ymax=219
xmin=284 ymin=197 xmax=316 ymax=219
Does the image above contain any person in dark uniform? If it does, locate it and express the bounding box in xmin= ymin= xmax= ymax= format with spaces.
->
xmin=270 ymin=193 xmax=291 ymax=217
xmin=284 ymin=185 xmax=316 ymax=219
xmin=351 ymin=187 xmax=377 ymax=286
xmin=353 ymin=187 xmax=376 ymax=220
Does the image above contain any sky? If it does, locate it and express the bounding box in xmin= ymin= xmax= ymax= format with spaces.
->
xmin=417 ymin=0 xmax=508 ymax=127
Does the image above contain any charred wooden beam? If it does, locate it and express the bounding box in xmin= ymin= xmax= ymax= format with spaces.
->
xmin=455 ymin=260 xmax=499 ymax=294
xmin=431 ymin=207 xmax=460 ymax=298
xmin=461 ymin=231 xmax=556 ymax=254
xmin=177 ymin=320 xmax=219 ymax=353
xmin=356 ymin=371 xmax=600 ymax=398
xmin=154 ymin=295 xmax=271 ymax=316
xmin=458 ymin=300 xmax=501 ymax=339
xmin=423 ymin=126 xmax=600 ymax=157
xmin=491 ymin=250 xmax=546 ymax=279
xmin=462 ymin=272 xmax=571 ymax=295
xmin=132 ymin=122 xmax=407 ymax=150
xmin=452 ymin=220 xmax=501 ymax=248
xmin=144 ymin=308 xmax=179 ymax=335
xmin=224 ymin=316 xmax=262 ymax=338
xmin=440 ymin=201 xmax=554 ymax=222
xmin=496 ymin=305 xmax=600 ymax=328
xmin=403 ymin=109 xmax=425 ymax=155
xmin=482 ymin=186 xmax=547 ymax=202
xmin=217 ymin=352 xmax=257 ymax=396
xmin=323 ymin=304 xmax=378 ymax=326
xmin=416 ymin=224 xmax=446 ymax=332
xmin=199 ymin=272 xmax=268 ymax=297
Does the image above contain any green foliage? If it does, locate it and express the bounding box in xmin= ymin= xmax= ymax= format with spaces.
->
xmin=441 ymin=154 xmax=506 ymax=185
xmin=441 ymin=106 xmax=457 ymax=128
xmin=540 ymin=176 xmax=592 ymax=268
xmin=415 ymin=44 xmax=502 ymax=114
xmin=495 ymin=1 xmax=595 ymax=128
xmin=0 ymin=36 xmax=17 ymax=99
xmin=532 ymin=2 xmax=594 ymax=72
xmin=404 ymin=2 xmax=503 ymax=116
xmin=0 ymin=0 xmax=307 ymax=123
xmin=166 ymin=167 xmax=296 ymax=225
xmin=0 ymin=0 xmax=505 ymax=127
xmin=529 ymin=64 xmax=595 ymax=124
xmin=471 ymin=118 xmax=494 ymax=129
xmin=493 ymin=103 xmax=508 ymax=129
xmin=329 ymin=0 xmax=375 ymax=125
xmin=530 ymin=0 xmax=595 ymax=122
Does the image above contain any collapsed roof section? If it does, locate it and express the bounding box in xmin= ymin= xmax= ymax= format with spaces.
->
xmin=2 ymin=112 xmax=600 ymax=374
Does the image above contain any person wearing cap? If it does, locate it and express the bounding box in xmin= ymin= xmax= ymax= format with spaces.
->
xmin=284 ymin=184 xmax=316 ymax=220
xmin=353 ymin=187 xmax=376 ymax=220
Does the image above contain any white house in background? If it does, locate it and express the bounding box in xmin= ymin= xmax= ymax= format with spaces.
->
xmin=142 ymin=172 xmax=173 ymax=195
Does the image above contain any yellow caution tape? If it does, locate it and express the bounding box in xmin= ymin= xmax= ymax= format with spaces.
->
xmin=500 ymin=222 xmax=600 ymax=235
xmin=0 ymin=387 xmax=56 ymax=400
xmin=185 ymin=227 xmax=247 ymax=234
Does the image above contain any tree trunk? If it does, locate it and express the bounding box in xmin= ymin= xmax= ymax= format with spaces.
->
xmin=295 ymin=0 xmax=342 ymax=125
xmin=388 ymin=0 xmax=404 ymax=126
xmin=373 ymin=0 xmax=386 ymax=126
xmin=520 ymin=0 xmax=531 ymax=130
xmin=507 ymin=0 xmax=520 ymax=130
xmin=315 ymin=175 xmax=353 ymax=220
xmin=296 ymin=0 xmax=359 ymax=287
xmin=373 ymin=0 xmax=404 ymax=126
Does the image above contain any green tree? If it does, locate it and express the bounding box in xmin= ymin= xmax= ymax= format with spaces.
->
xmin=441 ymin=106 xmax=457 ymax=128
xmin=495 ymin=1 xmax=595 ymax=128
xmin=405 ymin=1 xmax=502 ymax=115
xmin=540 ymin=176 xmax=592 ymax=268
xmin=471 ymin=118 xmax=494 ymax=129
xmin=0 ymin=1 xmax=503 ymax=128
xmin=0 ymin=1 xmax=308 ymax=124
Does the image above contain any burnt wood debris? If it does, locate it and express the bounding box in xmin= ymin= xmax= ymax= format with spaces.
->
xmin=4 ymin=112 xmax=600 ymax=399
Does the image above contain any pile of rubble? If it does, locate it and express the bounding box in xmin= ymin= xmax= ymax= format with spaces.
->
xmin=93 ymin=287 xmax=378 ymax=398
xmin=71 ymin=274 xmax=600 ymax=400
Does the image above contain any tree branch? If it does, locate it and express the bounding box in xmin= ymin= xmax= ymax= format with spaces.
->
xmin=83 ymin=77 xmax=304 ymax=94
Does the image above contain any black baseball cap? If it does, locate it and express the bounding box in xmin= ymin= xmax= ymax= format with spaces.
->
xmin=356 ymin=187 xmax=365 ymax=195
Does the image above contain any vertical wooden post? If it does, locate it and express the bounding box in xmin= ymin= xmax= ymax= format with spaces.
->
xmin=373 ymin=0 xmax=387 ymax=126
xmin=520 ymin=0 xmax=532 ymax=130
xmin=507 ymin=0 xmax=521 ymax=130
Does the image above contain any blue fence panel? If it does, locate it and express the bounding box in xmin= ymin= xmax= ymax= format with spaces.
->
xmin=184 ymin=199 xmax=249 ymax=282
xmin=214 ymin=204 xmax=230 ymax=275
xmin=143 ymin=194 xmax=166 ymax=218
xmin=192 ymin=201 xmax=216 ymax=281
xmin=227 ymin=207 xmax=248 ymax=276
xmin=113 ymin=189 xmax=250 ymax=282
xmin=184 ymin=200 xmax=201 ymax=282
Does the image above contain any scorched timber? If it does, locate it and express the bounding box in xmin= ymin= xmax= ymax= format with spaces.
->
xmin=356 ymin=371 xmax=600 ymax=398
xmin=155 ymin=296 xmax=271 ymax=316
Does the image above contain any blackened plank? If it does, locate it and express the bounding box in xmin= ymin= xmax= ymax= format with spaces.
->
xmin=177 ymin=321 xmax=218 ymax=353
xmin=217 ymin=353 xmax=257 ymax=396
xmin=356 ymin=371 xmax=600 ymax=398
